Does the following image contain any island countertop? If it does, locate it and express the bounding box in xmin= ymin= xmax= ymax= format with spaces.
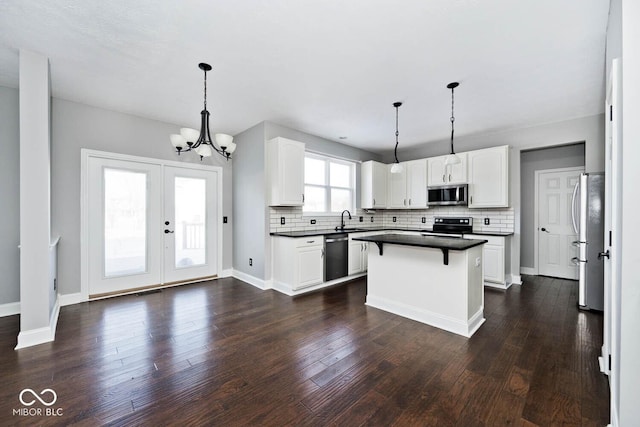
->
xmin=352 ymin=233 xmax=487 ymax=251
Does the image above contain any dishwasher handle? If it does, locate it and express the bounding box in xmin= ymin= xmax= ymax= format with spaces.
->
xmin=325 ymin=237 xmax=348 ymax=243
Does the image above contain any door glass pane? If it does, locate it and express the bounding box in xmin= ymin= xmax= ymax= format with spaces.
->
xmin=175 ymin=177 xmax=206 ymax=268
xmin=331 ymin=188 xmax=352 ymax=212
xmin=330 ymin=162 xmax=350 ymax=187
xmin=104 ymin=168 xmax=147 ymax=277
xmin=305 ymin=157 xmax=325 ymax=185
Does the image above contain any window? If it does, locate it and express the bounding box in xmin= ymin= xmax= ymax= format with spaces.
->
xmin=303 ymin=153 xmax=356 ymax=214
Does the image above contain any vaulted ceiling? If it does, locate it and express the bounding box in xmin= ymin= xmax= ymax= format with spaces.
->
xmin=0 ymin=0 xmax=610 ymax=153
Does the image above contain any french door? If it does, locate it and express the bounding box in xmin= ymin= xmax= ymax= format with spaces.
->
xmin=84 ymin=151 xmax=220 ymax=298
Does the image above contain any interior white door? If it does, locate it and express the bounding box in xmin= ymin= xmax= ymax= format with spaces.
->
xmin=87 ymin=157 xmax=163 ymax=296
xmin=537 ymin=168 xmax=583 ymax=279
xmin=163 ymin=166 xmax=219 ymax=283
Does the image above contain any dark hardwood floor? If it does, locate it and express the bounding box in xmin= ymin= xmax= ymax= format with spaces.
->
xmin=0 ymin=275 xmax=609 ymax=426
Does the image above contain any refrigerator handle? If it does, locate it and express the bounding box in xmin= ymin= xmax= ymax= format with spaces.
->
xmin=570 ymin=181 xmax=580 ymax=234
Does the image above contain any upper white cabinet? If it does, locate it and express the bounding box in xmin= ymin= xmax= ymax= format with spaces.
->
xmin=467 ymin=145 xmax=509 ymax=208
xmin=427 ymin=153 xmax=468 ymax=186
xmin=267 ymin=137 xmax=305 ymax=206
xmin=386 ymin=159 xmax=427 ymax=209
xmin=361 ymin=160 xmax=388 ymax=209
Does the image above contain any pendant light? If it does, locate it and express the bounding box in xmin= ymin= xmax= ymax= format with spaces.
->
xmin=390 ymin=101 xmax=403 ymax=174
xmin=444 ymin=82 xmax=461 ymax=166
xmin=169 ymin=63 xmax=236 ymax=161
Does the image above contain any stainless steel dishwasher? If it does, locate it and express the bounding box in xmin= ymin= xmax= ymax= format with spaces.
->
xmin=324 ymin=233 xmax=348 ymax=281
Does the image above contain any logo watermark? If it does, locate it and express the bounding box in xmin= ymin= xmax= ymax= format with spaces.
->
xmin=13 ymin=388 xmax=63 ymax=417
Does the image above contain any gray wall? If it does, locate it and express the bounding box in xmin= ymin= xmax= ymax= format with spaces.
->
xmin=520 ymin=143 xmax=585 ymax=268
xmin=51 ymin=98 xmax=233 ymax=296
xmin=232 ymin=122 xmax=267 ymax=280
xmin=0 ymin=86 xmax=20 ymax=304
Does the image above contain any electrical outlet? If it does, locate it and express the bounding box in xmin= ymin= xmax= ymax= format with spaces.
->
xmin=393 ymin=216 xmax=397 ymax=222
xmin=280 ymin=217 xmax=285 ymax=225
xmin=310 ymin=219 xmax=316 ymax=225
xmin=53 ymin=278 xmax=57 ymax=291
xmin=359 ymin=216 xmax=363 ymax=222
xmin=475 ymin=257 xmax=481 ymax=267
xmin=421 ymin=217 xmax=426 ymax=224
xmin=484 ymin=218 xmax=490 ymax=225
xmin=249 ymin=258 xmax=253 ymax=266
xmin=223 ymin=216 xmax=228 ymax=224
xmin=370 ymin=216 xmax=374 ymax=222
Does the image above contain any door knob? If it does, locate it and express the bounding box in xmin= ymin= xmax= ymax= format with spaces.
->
xmin=165 ymin=221 xmax=170 ymax=225
xmin=540 ymin=227 xmax=550 ymax=233
xmin=164 ymin=229 xmax=174 ymax=234
xmin=598 ymin=250 xmax=610 ymax=260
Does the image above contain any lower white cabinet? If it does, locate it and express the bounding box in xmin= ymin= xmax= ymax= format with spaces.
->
xmin=348 ymin=233 xmax=372 ymax=275
xmin=474 ymin=234 xmax=511 ymax=289
xmin=273 ymin=236 xmax=324 ymax=291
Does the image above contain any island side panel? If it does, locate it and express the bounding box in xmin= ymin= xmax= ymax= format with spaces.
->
xmin=365 ymin=243 xmax=484 ymax=337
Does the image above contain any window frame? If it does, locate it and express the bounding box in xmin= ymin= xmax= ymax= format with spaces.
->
xmin=303 ymin=152 xmax=356 ymax=215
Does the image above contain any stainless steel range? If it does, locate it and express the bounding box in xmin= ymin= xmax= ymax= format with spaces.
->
xmin=423 ymin=217 xmax=473 ymax=237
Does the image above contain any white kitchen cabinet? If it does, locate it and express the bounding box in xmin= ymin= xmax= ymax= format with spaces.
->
xmin=386 ymin=159 xmax=427 ymax=209
xmin=267 ymin=137 xmax=305 ymax=206
xmin=427 ymin=153 xmax=468 ymax=186
xmin=361 ymin=161 xmax=388 ymax=209
xmin=406 ymin=159 xmax=428 ymax=208
xmin=468 ymin=145 xmax=509 ymax=208
xmin=273 ymin=236 xmax=324 ymax=291
xmin=473 ymin=234 xmax=511 ymax=289
xmin=348 ymin=232 xmax=377 ymax=275
xmin=387 ymin=164 xmax=407 ymax=208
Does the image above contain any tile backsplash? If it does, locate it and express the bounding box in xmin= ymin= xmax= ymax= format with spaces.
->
xmin=270 ymin=206 xmax=514 ymax=234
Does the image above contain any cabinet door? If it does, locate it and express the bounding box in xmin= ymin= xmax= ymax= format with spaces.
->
xmin=348 ymin=240 xmax=364 ymax=275
xmin=447 ymin=152 xmax=468 ymax=184
xmin=387 ymin=164 xmax=408 ymax=208
xmin=468 ymin=146 xmax=509 ymax=208
xmin=406 ymin=159 xmax=427 ymax=208
xmin=268 ymin=138 xmax=305 ymax=206
xmin=483 ymin=243 xmax=505 ymax=283
xmin=427 ymin=157 xmax=447 ymax=186
xmin=361 ymin=161 xmax=388 ymax=208
xmin=295 ymin=245 xmax=324 ymax=289
xmin=362 ymin=242 xmax=369 ymax=272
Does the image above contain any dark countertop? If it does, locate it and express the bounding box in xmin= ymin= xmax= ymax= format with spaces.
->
xmin=270 ymin=228 xmax=513 ymax=238
xmin=352 ymin=233 xmax=488 ymax=251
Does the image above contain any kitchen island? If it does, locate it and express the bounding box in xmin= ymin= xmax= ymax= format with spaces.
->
xmin=352 ymin=233 xmax=487 ymax=337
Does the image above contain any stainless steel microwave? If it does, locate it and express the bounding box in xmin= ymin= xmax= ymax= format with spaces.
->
xmin=427 ymin=184 xmax=468 ymax=206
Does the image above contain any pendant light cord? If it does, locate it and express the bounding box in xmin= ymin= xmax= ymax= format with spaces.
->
xmin=394 ymin=104 xmax=400 ymax=163
xmin=203 ymin=68 xmax=207 ymax=110
xmin=450 ymin=85 xmax=455 ymax=155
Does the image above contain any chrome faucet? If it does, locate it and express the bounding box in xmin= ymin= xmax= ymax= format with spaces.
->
xmin=336 ymin=209 xmax=352 ymax=231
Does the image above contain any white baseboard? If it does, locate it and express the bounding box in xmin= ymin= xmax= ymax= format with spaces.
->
xmin=59 ymin=292 xmax=85 ymax=306
xmin=220 ymin=268 xmax=233 ymax=278
xmin=484 ymin=281 xmax=511 ymax=290
xmin=15 ymin=296 xmax=60 ymax=349
xmin=232 ymin=270 xmax=270 ymax=290
xmin=510 ymin=274 xmax=523 ymax=285
xmin=520 ymin=267 xmax=535 ymax=276
xmin=365 ymin=294 xmax=485 ymax=338
xmin=0 ymin=301 xmax=20 ymax=317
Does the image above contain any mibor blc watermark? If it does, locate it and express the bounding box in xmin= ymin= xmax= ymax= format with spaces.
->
xmin=13 ymin=388 xmax=64 ymax=417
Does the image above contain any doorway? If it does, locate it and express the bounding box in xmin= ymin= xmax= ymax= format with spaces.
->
xmin=82 ymin=150 xmax=222 ymax=299
xmin=535 ymin=167 xmax=583 ymax=279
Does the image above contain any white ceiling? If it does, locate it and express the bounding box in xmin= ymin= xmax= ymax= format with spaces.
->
xmin=0 ymin=0 xmax=610 ymax=154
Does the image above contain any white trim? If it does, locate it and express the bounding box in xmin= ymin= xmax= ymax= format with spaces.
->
xmin=59 ymin=292 xmax=85 ymax=306
xmin=0 ymin=302 xmax=20 ymax=317
xmin=271 ymin=273 xmax=366 ymax=296
xmin=520 ymin=267 xmax=536 ymax=276
xmin=15 ymin=296 xmax=60 ymax=349
xmin=510 ymin=274 xmax=523 ymax=285
xmin=81 ymin=149 xmax=223 ymax=299
xmin=232 ymin=270 xmax=270 ymax=290
xmin=219 ymin=268 xmax=233 ymax=278
xmin=484 ymin=281 xmax=512 ymax=290
xmin=365 ymin=294 xmax=485 ymax=338
xmin=533 ymin=166 xmax=584 ymax=276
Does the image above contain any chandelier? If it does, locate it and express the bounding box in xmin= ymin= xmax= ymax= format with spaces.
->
xmin=169 ymin=63 xmax=236 ymax=161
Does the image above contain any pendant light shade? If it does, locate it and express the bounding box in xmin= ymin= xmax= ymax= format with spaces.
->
xmin=169 ymin=63 xmax=235 ymax=161
xmin=445 ymin=82 xmax=461 ymax=165
xmin=390 ymin=101 xmax=404 ymax=174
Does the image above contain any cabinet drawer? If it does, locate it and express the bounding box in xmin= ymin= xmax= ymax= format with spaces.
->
xmin=295 ymin=237 xmax=323 ymax=248
xmin=472 ymin=235 xmax=504 ymax=246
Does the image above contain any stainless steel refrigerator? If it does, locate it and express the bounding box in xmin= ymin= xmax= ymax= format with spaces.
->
xmin=571 ymin=172 xmax=605 ymax=311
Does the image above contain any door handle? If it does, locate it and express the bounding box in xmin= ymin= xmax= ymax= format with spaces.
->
xmin=321 ymin=248 xmax=325 ymax=258
xmin=442 ymin=174 xmax=445 ymax=182
xmin=540 ymin=227 xmax=550 ymax=233
xmin=571 ymin=240 xmax=580 ymax=247
xmin=571 ymin=257 xmax=580 ymax=265
xmin=598 ymin=250 xmax=610 ymax=260
xmin=164 ymin=229 xmax=174 ymax=234
xmin=449 ymin=173 xmax=452 ymax=182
